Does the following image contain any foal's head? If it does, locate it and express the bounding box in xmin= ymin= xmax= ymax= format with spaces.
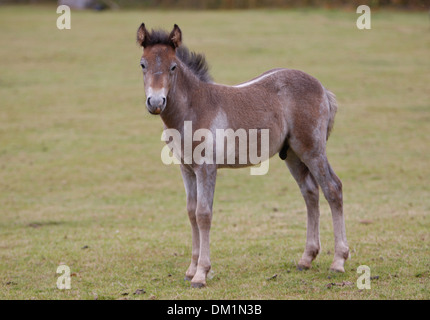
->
xmin=137 ymin=23 xmax=182 ymax=115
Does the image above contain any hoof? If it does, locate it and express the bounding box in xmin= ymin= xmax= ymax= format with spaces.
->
xmin=297 ymin=259 xmax=311 ymax=271
xmin=329 ymin=262 xmax=345 ymax=273
xmin=296 ymin=264 xmax=310 ymax=271
xmin=184 ymin=276 xmax=193 ymax=281
xmin=191 ymin=282 xmax=206 ymax=289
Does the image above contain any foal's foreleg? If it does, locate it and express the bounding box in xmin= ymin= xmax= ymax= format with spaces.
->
xmin=190 ymin=164 xmax=217 ymax=288
xmin=286 ymin=151 xmax=321 ymax=270
xmin=180 ymin=165 xmax=199 ymax=281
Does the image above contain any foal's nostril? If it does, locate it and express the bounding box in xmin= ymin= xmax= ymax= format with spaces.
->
xmin=162 ymin=97 xmax=166 ymax=105
xmin=147 ymin=97 xmax=152 ymax=107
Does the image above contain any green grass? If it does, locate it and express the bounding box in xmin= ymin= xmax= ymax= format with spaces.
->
xmin=0 ymin=5 xmax=429 ymax=299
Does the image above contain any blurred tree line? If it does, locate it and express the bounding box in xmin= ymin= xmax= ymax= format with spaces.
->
xmin=1 ymin=0 xmax=428 ymax=10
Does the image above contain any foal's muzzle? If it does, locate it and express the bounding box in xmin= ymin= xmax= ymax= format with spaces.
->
xmin=146 ymin=95 xmax=166 ymax=115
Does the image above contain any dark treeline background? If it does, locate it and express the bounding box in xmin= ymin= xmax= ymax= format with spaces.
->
xmin=1 ymin=0 xmax=428 ymax=9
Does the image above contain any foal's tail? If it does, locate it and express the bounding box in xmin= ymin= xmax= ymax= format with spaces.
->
xmin=325 ymin=89 xmax=338 ymax=140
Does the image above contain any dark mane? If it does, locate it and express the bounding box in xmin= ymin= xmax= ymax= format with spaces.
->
xmin=176 ymin=46 xmax=213 ymax=83
xmin=144 ymin=29 xmax=212 ymax=83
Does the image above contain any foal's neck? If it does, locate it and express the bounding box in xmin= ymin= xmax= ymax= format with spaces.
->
xmin=160 ymin=61 xmax=205 ymax=130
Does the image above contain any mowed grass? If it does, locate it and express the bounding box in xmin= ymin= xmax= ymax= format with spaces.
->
xmin=0 ymin=5 xmax=429 ymax=300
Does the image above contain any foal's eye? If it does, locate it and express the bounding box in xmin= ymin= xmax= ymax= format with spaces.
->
xmin=170 ymin=64 xmax=177 ymax=72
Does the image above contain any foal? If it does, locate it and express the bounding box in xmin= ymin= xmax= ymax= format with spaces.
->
xmin=137 ymin=24 xmax=349 ymax=288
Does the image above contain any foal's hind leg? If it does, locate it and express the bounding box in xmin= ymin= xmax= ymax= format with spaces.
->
xmin=180 ymin=165 xmax=199 ymax=281
xmin=285 ymin=150 xmax=321 ymax=270
xmin=303 ymin=154 xmax=349 ymax=272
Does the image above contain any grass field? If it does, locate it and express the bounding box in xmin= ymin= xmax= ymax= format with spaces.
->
xmin=0 ymin=5 xmax=429 ymax=300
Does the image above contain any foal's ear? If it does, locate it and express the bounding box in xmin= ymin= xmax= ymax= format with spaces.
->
xmin=137 ymin=23 xmax=150 ymax=48
xmin=169 ymin=24 xmax=182 ymax=49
